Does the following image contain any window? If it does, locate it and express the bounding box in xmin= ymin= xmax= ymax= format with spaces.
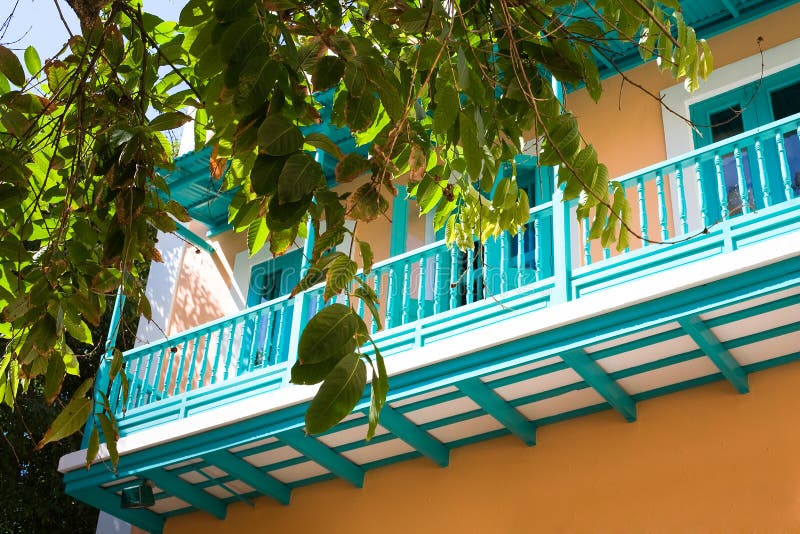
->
xmin=689 ymin=63 xmax=800 ymax=218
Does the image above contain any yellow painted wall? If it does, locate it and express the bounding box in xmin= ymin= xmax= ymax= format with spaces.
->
xmin=165 ymin=361 xmax=800 ymax=533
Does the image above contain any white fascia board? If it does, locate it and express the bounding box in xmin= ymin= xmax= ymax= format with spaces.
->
xmin=59 ymin=231 xmax=800 ymax=474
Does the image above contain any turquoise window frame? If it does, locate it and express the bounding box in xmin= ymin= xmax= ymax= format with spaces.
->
xmin=688 ymin=63 xmax=800 ymax=218
xmin=246 ymin=249 xmax=303 ymax=306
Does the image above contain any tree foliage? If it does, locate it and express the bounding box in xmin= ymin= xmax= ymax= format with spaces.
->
xmin=0 ymin=0 xmax=711 ymax=465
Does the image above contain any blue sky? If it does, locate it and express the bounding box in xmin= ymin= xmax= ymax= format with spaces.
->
xmin=6 ymin=0 xmax=183 ymax=58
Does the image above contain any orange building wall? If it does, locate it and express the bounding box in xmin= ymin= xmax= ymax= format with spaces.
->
xmin=165 ymin=361 xmax=800 ymax=533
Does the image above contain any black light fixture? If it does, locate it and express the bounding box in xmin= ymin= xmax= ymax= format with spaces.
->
xmin=120 ymin=479 xmax=155 ymax=509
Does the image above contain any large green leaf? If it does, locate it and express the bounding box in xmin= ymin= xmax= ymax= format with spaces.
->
xmin=278 ymin=152 xmax=325 ymax=203
xmin=0 ymin=46 xmax=25 ymax=87
xmin=251 ymin=154 xmax=287 ymax=196
xmin=305 ymin=353 xmax=366 ymax=435
xmin=298 ymin=304 xmax=359 ymax=365
xmin=35 ymin=380 xmax=93 ymax=450
xmin=257 ymin=114 xmax=304 ymax=156
xmin=23 ymin=46 xmax=41 ymax=76
xmin=433 ymin=84 xmax=459 ymax=135
xmin=291 ymin=338 xmax=356 ymax=385
xmin=312 ymin=55 xmax=346 ymax=92
xmin=334 ymin=153 xmax=371 ymax=183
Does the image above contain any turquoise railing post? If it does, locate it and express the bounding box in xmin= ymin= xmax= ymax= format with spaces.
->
xmin=550 ymin=76 xmax=572 ymax=304
xmin=390 ymin=185 xmax=408 ymax=257
xmin=83 ymin=286 xmax=126 ymax=447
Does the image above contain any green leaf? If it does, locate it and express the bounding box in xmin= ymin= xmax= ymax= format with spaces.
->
xmin=251 ymin=154 xmax=286 ymax=196
xmin=298 ymin=304 xmax=359 ymax=364
xmin=304 ymin=132 xmax=344 ymax=160
xmin=324 ymin=254 xmax=357 ymax=300
xmin=366 ymin=342 xmax=388 ymax=440
xmin=23 ymin=46 xmax=41 ymax=76
xmin=258 ymin=114 xmax=303 ymax=156
xmin=35 ymin=391 xmax=93 ymax=449
xmin=353 ymin=285 xmax=382 ymax=331
xmin=109 ymin=348 xmax=123 ymax=381
xmin=433 ymin=84 xmax=459 ymax=135
xmin=98 ymin=413 xmax=119 ymax=468
xmin=335 ymin=153 xmax=371 ymax=183
xmin=85 ymin=426 xmax=100 ymax=468
xmin=312 ymin=55 xmax=346 ymax=92
xmin=347 ymin=183 xmax=388 ymax=221
xmin=148 ymin=111 xmax=192 ymax=131
xmin=278 ymin=152 xmax=325 ymax=203
xmin=305 ymin=352 xmax=366 ymax=435
xmin=358 ymin=240 xmax=373 ymax=274
xmin=247 ymin=217 xmax=269 ymax=256
xmin=0 ymin=46 xmax=25 ymax=87
xmin=458 ymin=111 xmax=482 ymax=181
xmin=0 ymin=73 xmax=9 ymax=94
xmin=43 ymin=350 xmax=66 ymax=404
xmin=290 ymin=338 xmax=356 ymax=385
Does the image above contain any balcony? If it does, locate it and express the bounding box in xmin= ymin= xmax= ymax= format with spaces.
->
xmin=60 ymin=112 xmax=800 ymax=533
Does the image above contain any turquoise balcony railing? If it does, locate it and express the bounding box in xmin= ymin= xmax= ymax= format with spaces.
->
xmin=105 ymin=110 xmax=800 ymax=433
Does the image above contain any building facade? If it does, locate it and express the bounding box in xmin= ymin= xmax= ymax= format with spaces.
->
xmin=61 ymin=1 xmax=800 ymax=532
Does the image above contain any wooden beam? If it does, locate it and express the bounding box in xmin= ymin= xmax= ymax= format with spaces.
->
xmin=204 ymin=450 xmax=291 ymax=505
xmin=458 ymin=378 xmax=537 ymax=445
xmin=678 ymin=315 xmax=749 ymax=393
xmin=561 ymin=349 xmax=637 ymax=422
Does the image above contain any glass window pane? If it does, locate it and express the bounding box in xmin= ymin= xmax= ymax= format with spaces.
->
xmin=710 ymin=106 xmax=744 ymax=143
xmin=770 ymin=81 xmax=800 ymax=120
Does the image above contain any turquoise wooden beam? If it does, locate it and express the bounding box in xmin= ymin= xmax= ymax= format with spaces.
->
xmin=721 ymin=0 xmax=740 ymax=17
xmin=560 ymin=349 xmax=637 ymax=422
xmin=70 ymin=486 xmax=165 ymax=534
xmin=145 ymin=468 xmax=227 ymax=520
xmin=204 ymin=450 xmax=291 ymax=505
xmin=678 ymin=315 xmax=749 ymax=393
xmin=175 ymin=222 xmax=216 ymax=254
xmin=457 ymin=378 xmax=537 ymax=445
xmin=280 ymin=428 xmax=365 ymax=488
xmin=379 ymin=405 xmax=450 ymax=467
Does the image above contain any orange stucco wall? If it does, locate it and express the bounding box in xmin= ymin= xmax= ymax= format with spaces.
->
xmin=165 ymin=361 xmax=800 ymax=533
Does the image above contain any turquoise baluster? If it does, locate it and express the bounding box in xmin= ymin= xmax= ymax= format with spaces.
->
xmin=417 ymin=254 xmax=427 ymax=321
xmin=449 ymin=246 xmax=459 ymax=309
xmin=185 ymin=334 xmax=201 ymax=392
xmin=466 ymin=247 xmax=475 ymax=304
xmin=386 ymin=267 xmax=397 ymax=329
xmin=675 ymin=165 xmax=689 ymax=234
xmin=655 ymin=170 xmax=669 ymax=240
xmin=533 ymin=217 xmax=541 ymax=281
xmin=499 ymin=233 xmax=509 ymax=293
xmin=274 ymin=301 xmax=288 ymax=364
xmin=694 ymin=159 xmax=707 ymax=227
xmin=776 ymin=131 xmax=793 ymax=200
xmin=754 ymin=138 xmax=771 ymax=207
xmin=636 ymin=177 xmax=648 ymax=246
xmin=137 ymin=350 xmax=154 ymax=407
xmin=734 ymin=146 xmax=750 ymax=214
xmin=162 ymin=341 xmax=177 ymax=396
xmin=259 ymin=308 xmax=274 ymax=368
xmin=210 ymin=330 xmax=224 ymax=384
xmin=151 ymin=345 xmax=167 ymax=400
xmin=515 ymin=228 xmax=524 ymax=289
xmin=222 ymin=318 xmax=240 ymax=380
xmin=714 ymin=153 xmax=728 ymax=220
xmin=433 ymin=249 xmax=445 ymax=314
xmin=582 ymin=217 xmax=591 ymax=264
xmin=372 ymin=272 xmax=382 ymax=333
xmin=198 ymin=331 xmax=211 ymax=386
xmin=173 ymin=339 xmax=189 ymax=396
xmin=401 ymin=260 xmax=411 ymax=325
